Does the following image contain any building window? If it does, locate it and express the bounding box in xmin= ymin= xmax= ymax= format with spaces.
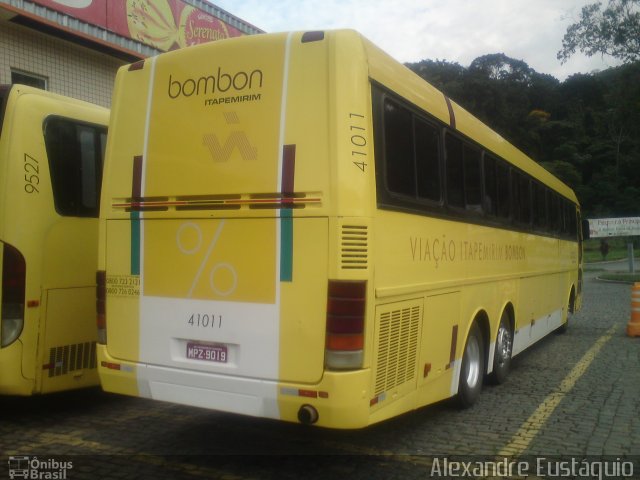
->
xmin=11 ymin=70 xmax=48 ymax=90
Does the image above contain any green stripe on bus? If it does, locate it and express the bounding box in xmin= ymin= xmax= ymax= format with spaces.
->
xmin=280 ymin=210 xmax=293 ymax=282
xmin=131 ymin=211 xmax=140 ymax=275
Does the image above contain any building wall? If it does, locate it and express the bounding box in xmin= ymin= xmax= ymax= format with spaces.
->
xmin=0 ymin=20 xmax=125 ymax=107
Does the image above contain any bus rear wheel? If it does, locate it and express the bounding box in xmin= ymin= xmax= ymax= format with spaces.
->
xmin=557 ymin=289 xmax=575 ymax=334
xmin=489 ymin=311 xmax=512 ymax=384
xmin=456 ymin=322 xmax=484 ymax=408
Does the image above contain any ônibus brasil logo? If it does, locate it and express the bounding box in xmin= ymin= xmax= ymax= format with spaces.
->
xmin=8 ymin=456 xmax=73 ymax=479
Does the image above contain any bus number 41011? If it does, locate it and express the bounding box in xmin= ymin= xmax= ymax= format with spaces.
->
xmin=349 ymin=112 xmax=368 ymax=172
xmin=187 ymin=313 xmax=222 ymax=329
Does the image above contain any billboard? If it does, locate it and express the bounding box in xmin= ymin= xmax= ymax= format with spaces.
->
xmin=588 ymin=217 xmax=640 ymax=238
xmin=29 ymin=0 xmax=245 ymax=51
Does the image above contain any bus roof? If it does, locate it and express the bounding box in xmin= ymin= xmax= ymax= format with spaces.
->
xmin=1 ymin=84 xmax=110 ymax=112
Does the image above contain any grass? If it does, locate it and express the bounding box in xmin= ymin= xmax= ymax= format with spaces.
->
xmin=584 ymin=238 xmax=640 ymax=283
xmin=584 ymin=238 xmax=640 ymax=264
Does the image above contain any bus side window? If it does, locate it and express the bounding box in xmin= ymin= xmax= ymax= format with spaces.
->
xmin=445 ymin=134 xmax=464 ymax=208
xmin=564 ymin=200 xmax=578 ymax=239
xmin=532 ymin=182 xmax=548 ymax=231
xmin=495 ymin=160 xmax=510 ymax=219
xmin=483 ymin=154 xmax=497 ymax=216
xmin=78 ymin=126 xmax=99 ymax=211
xmin=383 ymin=98 xmax=414 ymax=197
xmin=0 ymin=86 xmax=9 ymax=139
xmin=414 ymin=118 xmax=441 ymax=202
xmin=44 ymin=117 xmax=106 ymax=217
xmin=463 ymin=143 xmax=482 ymax=212
xmin=512 ymin=171 xmax=531 ymax=226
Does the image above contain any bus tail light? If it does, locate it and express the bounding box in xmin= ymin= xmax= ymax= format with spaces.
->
xmin=1 ymin=243 xmax=26 ymax=347
xmin=96 ymin=270 xmax=107 ymax=344
xmin=325 ymin=280 xmax=366 ymax=370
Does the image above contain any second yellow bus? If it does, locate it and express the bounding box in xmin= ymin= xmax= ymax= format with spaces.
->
xmin=0 ymin=85 xmax=108 ymax=395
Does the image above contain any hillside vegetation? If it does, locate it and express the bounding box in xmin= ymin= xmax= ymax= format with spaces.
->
xmin=406 ymin=57 xmax=640 ymax=218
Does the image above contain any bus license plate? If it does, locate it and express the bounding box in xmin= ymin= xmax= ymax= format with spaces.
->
xmin=186 ymin=343 xmax=228 ymax=363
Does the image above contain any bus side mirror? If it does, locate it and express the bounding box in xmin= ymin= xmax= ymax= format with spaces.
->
xmin=581 ymin=219 xmax=590 ymax=240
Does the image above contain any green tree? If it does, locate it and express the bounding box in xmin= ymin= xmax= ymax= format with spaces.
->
xmin=469 ymin=53 xmax=533 ymax=83
xmin=540 ymin=160 xmax=582 ymax=189
xmin=406 ymin=59 xmax=466 ymax=90
xmin=405 ymin=52 xmax=640 ymax=217
xmin=558 ymin=0 xmax=640 ymax=64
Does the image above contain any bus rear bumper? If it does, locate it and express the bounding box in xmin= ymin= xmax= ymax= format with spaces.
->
xmin=98 ymin=345 xmax=372 ymax=428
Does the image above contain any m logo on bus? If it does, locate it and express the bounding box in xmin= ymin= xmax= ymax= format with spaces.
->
xmin=202 ymin=112 xmax=257 ymax=162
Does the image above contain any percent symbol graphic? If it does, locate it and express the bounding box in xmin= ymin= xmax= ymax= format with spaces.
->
xmin=176 ymin=221 xmax=238 ymax=298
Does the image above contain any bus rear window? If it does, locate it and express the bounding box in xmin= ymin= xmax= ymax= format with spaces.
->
xmin=44 ymin=117 xmax=107 ymax=217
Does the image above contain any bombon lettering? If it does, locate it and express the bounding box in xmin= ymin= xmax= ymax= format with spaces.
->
xmin=168 ymin=68 xmax=263 ymax=99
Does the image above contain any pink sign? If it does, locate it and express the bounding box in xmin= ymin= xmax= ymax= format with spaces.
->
xmin=28 ymin=0 xmax=245 ymax=52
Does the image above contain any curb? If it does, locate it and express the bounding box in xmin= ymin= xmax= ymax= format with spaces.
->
xmin=594 ymin=276 xmax=637 ymax=285
xmin=586 ymin=258 xmax=640 ymax=266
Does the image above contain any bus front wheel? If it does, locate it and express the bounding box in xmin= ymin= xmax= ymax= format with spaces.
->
xmin=456 ymin=322 xmax=484 ymax=408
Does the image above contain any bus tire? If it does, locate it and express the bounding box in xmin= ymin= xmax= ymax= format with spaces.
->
xmin=489 ymin=311 xmax=512 ymax=385
xmin=456 ymin=322 xmax=484 ymax=408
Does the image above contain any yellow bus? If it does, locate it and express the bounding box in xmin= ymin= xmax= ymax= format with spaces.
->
xmin=0 ymin=85 xmax=108 ymax=395
xmin=97 ymin=30 xmax=583 ymax=428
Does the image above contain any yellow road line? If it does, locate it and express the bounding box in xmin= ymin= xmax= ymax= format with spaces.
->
xmin=499 ymin=324 xmax=617 ymax=457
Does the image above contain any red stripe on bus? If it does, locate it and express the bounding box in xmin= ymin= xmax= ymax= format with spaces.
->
xmin=112 ymin=198 xmax=320 ymax=209
xmin=132 ymin=155 xmax=143 ymax=200
xmin=282 ymin=144 xmax=296 ymax=194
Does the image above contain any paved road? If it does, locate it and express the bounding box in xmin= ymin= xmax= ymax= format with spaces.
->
xmin=1 ymin=272 xmax=639 ymax=479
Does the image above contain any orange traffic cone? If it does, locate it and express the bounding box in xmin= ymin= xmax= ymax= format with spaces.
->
xmin=627 ymin=283 xmax=640 ymax=337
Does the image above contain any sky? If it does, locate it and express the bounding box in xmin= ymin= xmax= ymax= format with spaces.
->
xmin=210 ymin=0 xmax=622 ymax=80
